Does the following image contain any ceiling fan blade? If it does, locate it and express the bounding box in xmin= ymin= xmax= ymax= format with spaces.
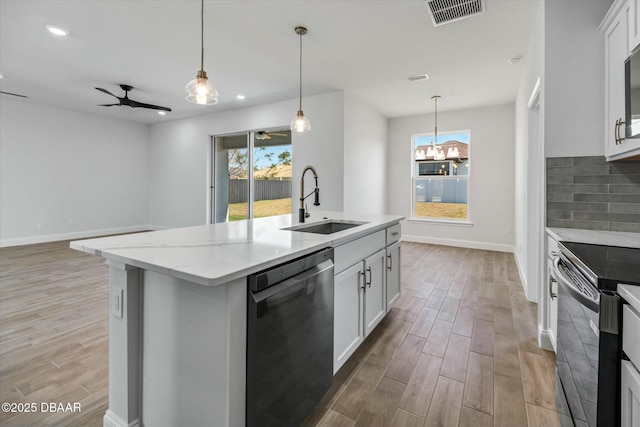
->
xmin=95 ymin=87 xmax=119 ymax=98
xmin=0 ymin=90 xmax=28 ymax=98
xmin=98 ymin=103 xmax=120 ymax=107
xmin=128 ymin=99 xmax=172 ymax=112
xmin=269 ymin=133 xmax=288 ymax=137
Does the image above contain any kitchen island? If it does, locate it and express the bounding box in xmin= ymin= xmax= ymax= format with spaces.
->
xmin=71 ymin=211 xmax=403 ymax=427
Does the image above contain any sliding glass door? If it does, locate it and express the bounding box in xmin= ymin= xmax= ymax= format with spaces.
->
xmin=212 ymin=129 xmax=292 ymax=223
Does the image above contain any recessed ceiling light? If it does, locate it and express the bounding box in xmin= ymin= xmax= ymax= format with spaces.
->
xmin=45 ymin=25 xmax=69 ymax=36
xmin=236 ymin=94 xmax=246 ymax=100
xmin=408 ymin=73 xmax=429 ymax=82
xmin=158 ymin=111 xmax=167 ymax=116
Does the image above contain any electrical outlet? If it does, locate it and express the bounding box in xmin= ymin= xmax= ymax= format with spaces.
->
xmin=35 ymin=221 xmax=42 ymax=229
xmin=112 ymin=289 xmax=123 ymax=319
xmin=67 ymin=218 xmax=73 ymax=227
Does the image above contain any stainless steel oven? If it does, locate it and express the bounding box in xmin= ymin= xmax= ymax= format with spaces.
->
xmin=553 ymin=242 xmax=640 ymax=427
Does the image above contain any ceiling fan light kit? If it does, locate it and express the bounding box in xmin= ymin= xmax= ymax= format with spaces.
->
xmin=290 ymin=26 xmax=310 ymax=133
xmin=185 ymin=0 xmax=218 ymax=105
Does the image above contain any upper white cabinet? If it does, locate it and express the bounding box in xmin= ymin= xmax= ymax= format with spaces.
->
xmin=602 ymin=0 xmax=634 ymax=160
xmin=630 ymin=0 xmax=640 ymax=49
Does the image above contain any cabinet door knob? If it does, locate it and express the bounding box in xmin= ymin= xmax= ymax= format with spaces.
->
xmin=366 ymin=267 xmax=372 ymax=288
xmin=387 ymin=254 xmax=393 ymax=271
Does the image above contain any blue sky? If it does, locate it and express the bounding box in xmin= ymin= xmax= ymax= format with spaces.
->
xmin=253 ymin=145 xmax=291 ymax=169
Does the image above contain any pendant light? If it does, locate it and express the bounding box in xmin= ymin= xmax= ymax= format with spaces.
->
xmin=431 ymin=95 xmax=445 ymax=160
xmin=185 ymin=0 xmax=218 ymax=105
xmin=291 ymin=26 xmax=310 ymax=133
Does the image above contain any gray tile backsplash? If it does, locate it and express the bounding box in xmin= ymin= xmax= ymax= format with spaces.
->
xmin=546 ymin=156 xmax=640 ymax=233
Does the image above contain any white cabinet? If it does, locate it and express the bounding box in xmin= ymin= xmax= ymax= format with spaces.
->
xmin=333 ymin=247 xmax=386 ymax=372
xmin=364 ymin=249 xmax=387 ymax=336
xmin=334 ymin=262 xmax=365 ymax=371
xmin=602 ymin=0 xmax=640 ymax=160
xmin=545 ymin=234 xmax=559 ymax=352
xmin=622 ymin=303 xmax=640 ymax=427
xmin=333 ymin=224 xmax=401 ymax=373
xmin=621 ymin=361 xmax=640 ymax=427
xmin=630 ymin=0 xmax=640 ymax=52
xmin=386 ymin=241 xmax=401 ymax=311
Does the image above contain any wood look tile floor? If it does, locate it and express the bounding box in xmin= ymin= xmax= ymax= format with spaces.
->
xmin=0 ymin=240 xmax=560 ymax=426
xmin=303 ymin=242 xmax=561 ymax=427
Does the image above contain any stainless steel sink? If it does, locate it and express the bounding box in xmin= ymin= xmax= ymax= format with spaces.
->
xmin=282 ymin=220 xmax=367 ymax=234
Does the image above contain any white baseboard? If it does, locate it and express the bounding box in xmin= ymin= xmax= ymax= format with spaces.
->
xmin=538 ymin=323 xmax=554 ymax=352
xmin=103 ymin=409 xmax=140 ymax=427
xmin=512 ymin=250 xmax=534 ymax=302
xmin=0 ymin=225 xmax=153 ymax=248
xmin=401 ymin=234 xmax=515 ymax=253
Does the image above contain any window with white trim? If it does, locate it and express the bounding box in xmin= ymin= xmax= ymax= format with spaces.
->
xmin=412 ymin=130 xmax=470 ymax=221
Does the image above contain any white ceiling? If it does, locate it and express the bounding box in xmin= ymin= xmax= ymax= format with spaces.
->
xmin=0 ymin=0 xmax=540 ymax=125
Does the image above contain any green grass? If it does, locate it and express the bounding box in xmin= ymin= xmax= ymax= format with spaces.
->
xmin=415 ymin=202 xmax=467 ymax=219
xmin=228 ymin=198 xmax=292 ymax=221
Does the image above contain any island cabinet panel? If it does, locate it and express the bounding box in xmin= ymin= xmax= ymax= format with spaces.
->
xmin=333 ymin=225 xmax=401 ymax=373
xmin=334 ymin=262 xmax=365 ymax=372
xmin=386 ymin=241 xmax=402 ymax=311
xmin=364 ymin=249 xmax=387 ymax=336
xmin=140 ymin=271 xmax=247 ymax=427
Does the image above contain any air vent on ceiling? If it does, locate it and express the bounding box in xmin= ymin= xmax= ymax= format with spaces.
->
xmin=408 ymin=73 xmax=429 ymax=82
xmin=426 ymin=0 xmax=485 ymax=27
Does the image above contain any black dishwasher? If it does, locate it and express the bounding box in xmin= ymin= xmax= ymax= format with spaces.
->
xmin=246 ymin=248 xmax=334 ymax=427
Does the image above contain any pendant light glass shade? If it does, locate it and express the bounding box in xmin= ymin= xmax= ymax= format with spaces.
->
xmin=185 ymin=0 xmax=218 ymax=105
xmin=291 ymin=110 xmax=311 ymax=132
xmin=291 ymin=26 xmax=310 ymax=133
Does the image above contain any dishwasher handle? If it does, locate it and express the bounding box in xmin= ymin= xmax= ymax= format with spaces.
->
xmin=249 ymin=248 xmax=334 ymax=291
xmin=251 ymin=259 xmax=333 ymax=303
xmin=553 ymin=256 xmax=599 ymax=313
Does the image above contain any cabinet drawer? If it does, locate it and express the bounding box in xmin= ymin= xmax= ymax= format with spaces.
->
xmin=334 ymin=230 xmax=386 ymax=274
xmin=624 ymin=304 xmax=640 ymax=368
xmin=386 ymin=224 xmax=401 ymax=245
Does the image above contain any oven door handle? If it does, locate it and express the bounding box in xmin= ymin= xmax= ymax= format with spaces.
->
xmin=552 ymin=257 xmax=600 ymax=313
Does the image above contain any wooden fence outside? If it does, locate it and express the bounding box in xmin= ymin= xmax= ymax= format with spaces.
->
xmin=229 ymin=179 xmax=292 ymax=203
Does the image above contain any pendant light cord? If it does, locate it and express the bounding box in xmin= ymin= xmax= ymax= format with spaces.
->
xmin=434 ymin=96 xmax=438 ymax=143
xmin=200 ymin=0 xmax=204 ymax=72
xmin=298 ymin=31 xmax=303 ymax=112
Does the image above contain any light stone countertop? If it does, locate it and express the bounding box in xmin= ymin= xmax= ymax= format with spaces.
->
xmin=546 ymin=227 xmax=640 ymax=249
xmin=71 ymin=211 xmax=404 ymax=287
xmin=619 ymin=284 xmax=640 ymax=313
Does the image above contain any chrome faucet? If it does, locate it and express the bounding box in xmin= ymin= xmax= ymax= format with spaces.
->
xmin=299 ymin=166 xmax=320 ymax=223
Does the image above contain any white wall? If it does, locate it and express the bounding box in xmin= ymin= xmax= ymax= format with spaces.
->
xmin=514 ymin=1 xmax=545 ymax=301
xmin=343 ymin=92 xmax=388 ymax=215
xmin=387 ymin=104 xmax=516 ymax=252
xmin=0 ymin=98 xmax=150 ymax=247
xmin=148 ymin=92 xmax=345 ymax=229
xmin=544 ymin=0 xmax=612 ymax=158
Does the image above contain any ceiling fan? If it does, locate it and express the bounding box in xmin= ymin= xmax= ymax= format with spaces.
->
xmin=95 ymin=84 xmax=171 ymax=112
xmin=0 ymin=91 xmax=28 ymax=98
xmin=255 ymin=130 xmax=289 ymax=140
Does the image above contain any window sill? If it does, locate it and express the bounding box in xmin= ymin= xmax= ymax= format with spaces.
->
xmin=408 ymin=217 xmax=474 ymax=227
